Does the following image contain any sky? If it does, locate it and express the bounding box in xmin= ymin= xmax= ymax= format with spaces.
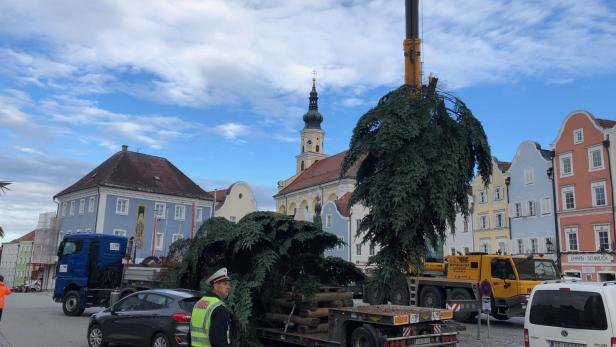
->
xmin=1 ymin=0 xmax=616 ymax=242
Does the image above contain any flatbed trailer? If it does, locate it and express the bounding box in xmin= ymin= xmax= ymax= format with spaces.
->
xmin=257 ymin=304 xmax=458 ymax=346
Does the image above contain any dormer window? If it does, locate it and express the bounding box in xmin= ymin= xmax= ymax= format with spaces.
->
xmin=573 ymin=129 xmax=584 ymax=144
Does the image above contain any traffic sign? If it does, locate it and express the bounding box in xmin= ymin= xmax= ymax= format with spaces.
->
xmin=481 ymin=296 xmax=491 ymax=312
xmin=480 ymin=280 xmax=491 ymax=296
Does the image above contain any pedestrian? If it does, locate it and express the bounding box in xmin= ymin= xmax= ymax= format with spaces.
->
xmin=190 ymin=267 xmax=232 ymax=347
xmin=0 ymin=275 xmax=12 ymax=322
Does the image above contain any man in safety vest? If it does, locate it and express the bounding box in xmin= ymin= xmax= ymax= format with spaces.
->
xmin=191 ymin=267 xmax=232 ymax=347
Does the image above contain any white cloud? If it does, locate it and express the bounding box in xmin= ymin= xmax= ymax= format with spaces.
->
xmin=4 ymin=0 xmax=613 ymax=113
xmin=0 ymin=181 xmax=60 ymax=240
xmin=213 ymin=122 xmax=250 ymax=141
xmin=341 ymin=97 xmax=365 ymax=108
xmin=13 ymin=146 xmax=46 ymax=156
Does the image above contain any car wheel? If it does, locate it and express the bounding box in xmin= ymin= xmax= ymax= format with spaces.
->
xmin=152 ymin=332 xmax=171 ymax=347
xmin=63 ymin=290 xmax=85 ymax=316
xmin=87 ymin=324 xmax=108 ymax=347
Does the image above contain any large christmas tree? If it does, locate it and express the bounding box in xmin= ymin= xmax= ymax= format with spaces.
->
xmin=341 ymin=78 xmax=492 ymax=299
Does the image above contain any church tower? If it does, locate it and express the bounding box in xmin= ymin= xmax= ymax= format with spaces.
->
xmin=296 ymin=75 xmax=326 ymax=174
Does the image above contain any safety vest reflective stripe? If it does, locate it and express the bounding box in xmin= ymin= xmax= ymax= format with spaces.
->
xmin=191 ymin=336 xmax=210 ymax=344
xmin=191 ymin=326 xmax=207 ymax=334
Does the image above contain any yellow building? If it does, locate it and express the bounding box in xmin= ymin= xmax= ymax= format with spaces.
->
xmin=472 ymin=158 xmax=511 ymax=254
xmin=207 ymin=182 xmax=257 ymax=223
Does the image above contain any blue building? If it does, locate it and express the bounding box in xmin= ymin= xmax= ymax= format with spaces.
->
xmin=54 ymin=145 xmax=213 ymax=261
xmin=508 ymin=141 xmax=557 ymax=258
xmin=321 ymin=199 xmax=351 ymax=261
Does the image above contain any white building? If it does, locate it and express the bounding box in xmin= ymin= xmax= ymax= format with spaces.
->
xmin=443 ymin=195 xmax=475 ymax=256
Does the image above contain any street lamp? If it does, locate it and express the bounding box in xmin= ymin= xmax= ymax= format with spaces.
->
xmin=545 ymin=238 xmax=553 ymax=253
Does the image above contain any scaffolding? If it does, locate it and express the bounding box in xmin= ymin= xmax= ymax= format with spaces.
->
xmin=30 ymin=212 xmax=59 ymax=290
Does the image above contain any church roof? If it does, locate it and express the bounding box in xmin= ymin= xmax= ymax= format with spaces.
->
xmin=55 ymin=146 xmax=211 ymax=201
xmin=275 ymin=151 xmax=361 ymax=197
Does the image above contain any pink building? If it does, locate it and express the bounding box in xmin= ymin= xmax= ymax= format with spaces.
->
xmin=553 ymin=111 xmax=616 ymax=281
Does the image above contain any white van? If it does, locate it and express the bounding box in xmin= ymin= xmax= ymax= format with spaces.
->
xmin=524 ymin=281 xmax=616 ymax=347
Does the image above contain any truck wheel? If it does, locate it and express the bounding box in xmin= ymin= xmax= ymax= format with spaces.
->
xmin=63 ymin=290 xmax=85 ymax=316
xmin=350 ymin=326 xmax=377 ymax=347
xmin=419 ymin=286 xmax=443 ymax=308
xmin=493 ymin=313 xmax=509 ymax=320
xmin=448 ymin=288 xmax=475 ymax=322
xmin=389 ymin=282 xmax=409 ymax=305
xmin=366 ymin=285 xmax=387 ymax=305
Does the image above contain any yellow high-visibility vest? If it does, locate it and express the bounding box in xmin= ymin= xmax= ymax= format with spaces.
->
xmin=190 ymin=296 xmax=228 ymax=347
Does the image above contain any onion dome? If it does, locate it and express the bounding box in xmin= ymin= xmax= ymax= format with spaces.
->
xmin=302 ymin=77 xmax=323 ymax=129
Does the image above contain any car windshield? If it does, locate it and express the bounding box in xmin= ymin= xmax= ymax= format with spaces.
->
xmin=530 ymin=290 xmax=607 ymax=330
xmin=514 ymin=259 xmax=559 ymax=280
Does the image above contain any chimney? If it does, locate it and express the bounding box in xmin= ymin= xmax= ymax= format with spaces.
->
xmin=122 ymin=145 xmax=128 ymax=152
xmin=404 ymin=0 xmax=422 ymax=88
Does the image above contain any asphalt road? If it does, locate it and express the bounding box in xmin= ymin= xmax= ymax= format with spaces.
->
xmin=0 ymin=292 xmax=525 ymax=347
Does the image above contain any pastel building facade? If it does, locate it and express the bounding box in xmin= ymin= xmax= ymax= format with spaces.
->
xmin=443 ymin=195 xmax=474 ymax=256
xmin=508 ymin=141 xmax=558 ymax=260
xmin=55 ymin=145 xmax=214 ymax=261
xmin=472 ymin=159 xmax=511 ymax=254
xmin=0 ymin=242 xmax=19 ymax=287
xmin=15 ymin=232 xmax=35 ymax=287
xmin=553 ymin=111 xmax=616 ymax=281
xmin=207 ymin=182 xmax=258 ymax=223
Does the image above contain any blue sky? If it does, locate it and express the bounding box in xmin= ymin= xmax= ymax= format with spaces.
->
xmin=1 ymin=0 xmax=616 ymax=241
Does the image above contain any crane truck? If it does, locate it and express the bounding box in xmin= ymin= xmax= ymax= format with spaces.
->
xmin=365 ymin=253 xmax=560 ymax=321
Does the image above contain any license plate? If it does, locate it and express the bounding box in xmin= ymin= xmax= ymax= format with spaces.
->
xmin=414 ymin=337 xmax=432 ymax=345
xmin=550 ymin=341 xmax=585 ymax=347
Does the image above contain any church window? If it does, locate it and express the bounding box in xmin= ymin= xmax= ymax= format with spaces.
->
xmin=316 ymin=144 xmax=320 ymax=152
xmin=302 ymin=146 xmax=304 ymax=153
xmin=301 ymin=161 xmax=305 ymax=171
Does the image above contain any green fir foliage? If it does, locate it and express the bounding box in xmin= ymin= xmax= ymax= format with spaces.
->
xmin=164 ymin=212 xmax=365 ymax=346
xmin=341 ymin=80 xmax=492 ymax=290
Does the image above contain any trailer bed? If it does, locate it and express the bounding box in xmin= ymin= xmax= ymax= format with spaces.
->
xmin=257 ymin=305 xmax=457 ymax=346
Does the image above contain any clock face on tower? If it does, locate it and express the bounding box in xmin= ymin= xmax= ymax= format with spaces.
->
xmin=307 ymin=140 xmax=312 ymax=145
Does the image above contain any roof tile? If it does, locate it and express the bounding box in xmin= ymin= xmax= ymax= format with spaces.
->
xmin=55 ymin=149 xmax=210 ymax=200
xmin=275 ymin=151 xmax=361 ymax=196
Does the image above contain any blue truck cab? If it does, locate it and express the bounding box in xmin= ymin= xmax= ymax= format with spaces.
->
xmin=54 ymin=234 xmax=128 ymax=316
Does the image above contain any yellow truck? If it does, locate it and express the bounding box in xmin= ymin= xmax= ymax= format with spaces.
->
xmin=365 ymin=253 xmax=560 ymax=322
